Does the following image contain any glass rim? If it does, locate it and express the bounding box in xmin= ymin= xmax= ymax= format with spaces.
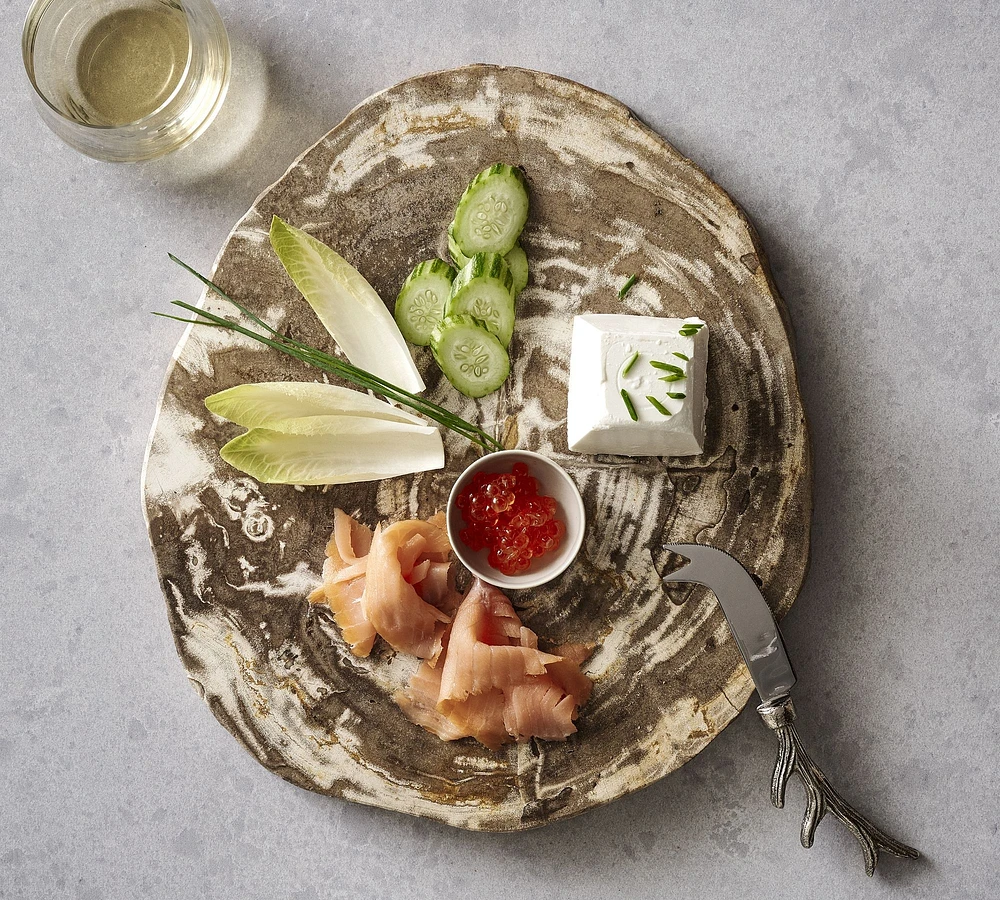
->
xmin=22 ymin=0 xmax=196 ymax=132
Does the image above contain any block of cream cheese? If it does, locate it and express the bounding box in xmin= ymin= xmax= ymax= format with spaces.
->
xmin=567 ymin=314 xmax=708 ymax=456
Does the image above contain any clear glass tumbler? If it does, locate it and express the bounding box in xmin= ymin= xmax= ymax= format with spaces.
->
xmin=22 ymin=0 xmax=231 ymax=162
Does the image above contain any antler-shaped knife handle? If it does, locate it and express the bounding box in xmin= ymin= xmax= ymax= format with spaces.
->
xmin=757 ymin=697 xmax=919 ymax=876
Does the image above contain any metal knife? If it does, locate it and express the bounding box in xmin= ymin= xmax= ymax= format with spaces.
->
xmin=662 ymin=543 xmax=919 ymax=876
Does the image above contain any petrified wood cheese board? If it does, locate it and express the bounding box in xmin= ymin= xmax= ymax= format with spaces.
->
xmin=143 ymin=64 xmax=811 ymax=830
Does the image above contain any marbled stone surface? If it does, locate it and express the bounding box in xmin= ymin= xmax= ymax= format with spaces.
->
xmin=2 ymin=1 xmax=998 ymax=897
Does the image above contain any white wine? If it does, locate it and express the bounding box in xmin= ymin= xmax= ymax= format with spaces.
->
xmin=75 ymin=5 xmax=190 ymax=126
xmin=25 ymin=0 xmax=230 ymax=160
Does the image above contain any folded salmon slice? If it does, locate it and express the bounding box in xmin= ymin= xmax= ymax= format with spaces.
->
xmin=440 ymin=642 xmax=562 ymax=705
xmin=394 ymin=661 xmax=469 ymax=742
xmin=362 ymin=519 xmax=453 ymax=661
xmin=400 ymin=578 xmax=593 ymax=749
xmin=444 ymin=690 xmax=509 ymax=751
xmin=308 ymin=510 xmax=457 ymax=659
xmin=414 ymin=561 xmax=461 ymax=616
xmin=503 ymin=682 xmax=578 ymax=742
xmin=309 ymin=510 xmax=378 ymax=656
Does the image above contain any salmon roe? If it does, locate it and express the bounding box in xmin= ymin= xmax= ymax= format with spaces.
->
xmin=456 ymin=462 xmax=565 ymax=576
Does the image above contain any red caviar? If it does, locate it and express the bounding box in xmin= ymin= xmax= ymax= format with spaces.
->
xmin=456 ymin=462 xmax=565 ymax=576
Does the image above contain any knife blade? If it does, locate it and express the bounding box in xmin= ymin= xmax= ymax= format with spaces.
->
xmin=661 ymin=543 xmax=795 ymax=705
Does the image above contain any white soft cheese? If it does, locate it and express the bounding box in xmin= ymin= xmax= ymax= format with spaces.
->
xmin=567 ymin=314 xmax=708 ymax=457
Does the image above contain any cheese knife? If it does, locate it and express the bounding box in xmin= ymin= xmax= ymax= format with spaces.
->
xmin=661 ymin=543 xmax=919 ymax=876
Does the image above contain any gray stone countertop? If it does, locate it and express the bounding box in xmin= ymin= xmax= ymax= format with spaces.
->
xmin=2 ymin=1 xmax=997 ymax=897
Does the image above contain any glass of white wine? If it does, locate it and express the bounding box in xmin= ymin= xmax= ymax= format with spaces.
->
xmin=23 ymin=0 xmax=231 ymax=162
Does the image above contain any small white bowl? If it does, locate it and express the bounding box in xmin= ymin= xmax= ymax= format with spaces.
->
xmin=446 ymin=450 xmax=586 ymax=590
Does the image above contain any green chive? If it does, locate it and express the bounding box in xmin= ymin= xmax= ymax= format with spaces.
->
xmin=620 ymin=389 xmax=638 ymax=421
xmin=650 ymin=361 xmax=685 ymax=375
xmin=621 ymin=350 xmax=640 ymax=376
xmin=647 ymin=396 xmax=671 ymax=416
xmin=162 ymin=256 xmax=503 ymax=453
xmin=618 ymin=275 xmax=638 ymax=299
xmin=659 ymin=374 xmax=685 ymax=383
xmin=667 ymin=392 xmax=687 ymax=400
xmin=672 ymin=352 xmax=690 ymax=361
xmin=679 ymin=322 xmax=705 ymax=336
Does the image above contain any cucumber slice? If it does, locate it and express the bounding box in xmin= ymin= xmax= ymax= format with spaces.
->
xmin=446 ymin=253 xmax=516 ymax=347
xmin=504 ymin=243 xmax=528 ymax=294
xmin=430 ymin=314 xmax=510 ymax=398
xmin=452 ymin=164 xmax=529 ymax=257
xmin=447 ymin=221 xmax=470 ymax=269
xmin=450 ymin=223 xmax=526 ymax=294
xmin=394 ymin=258 xmax=457 ymax=346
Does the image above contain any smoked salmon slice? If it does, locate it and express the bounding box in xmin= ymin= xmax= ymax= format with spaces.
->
xmin=394 ymin=661 xmax=469 ymax=742
xmin=309 ymin=510 xmax=378 ymax=656
xmin=309 ymin=513 xmax=593 ymax=748
xmin=413 ymin=561 xmax=461 ymax=615
xmin=502 ymin=682 xmax=579 ymax=742
xmin=308 ymin=510 xmax=456 ymax=660
xmin=400 ymin=578 xmax=593 ymax=749
xmin=361 ymin=518 xmax=453 ymax=661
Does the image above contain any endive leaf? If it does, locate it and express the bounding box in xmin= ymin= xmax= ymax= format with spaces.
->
xmin=205 ymin=381 xmax=424 ymax=429
xmin=269 ymin=216 xmax=425 ymax=394
xmin=219 ymin=416 xmax=444 ymax=485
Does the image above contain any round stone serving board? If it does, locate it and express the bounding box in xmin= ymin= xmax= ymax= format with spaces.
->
xmin=143 ymin=64 xmax=811 ymax=831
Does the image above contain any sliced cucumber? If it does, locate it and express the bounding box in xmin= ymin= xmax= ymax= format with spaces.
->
xmin=430 ymin=314 xmax=510 ymax=398
xmin=394 ymin=258 xmax=456 ymax=346
xmin=450 ymin=223 xmax=526 ymax=295
xmin=452 ymin=164 xmax=529 ymax=258
xmin=446 ymin=253 xmax=516 ymax=347
xmin=447 ymin=221 xmax=470 ymax=269
xmin=504 ymin=243 xmax=528 ymax=294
